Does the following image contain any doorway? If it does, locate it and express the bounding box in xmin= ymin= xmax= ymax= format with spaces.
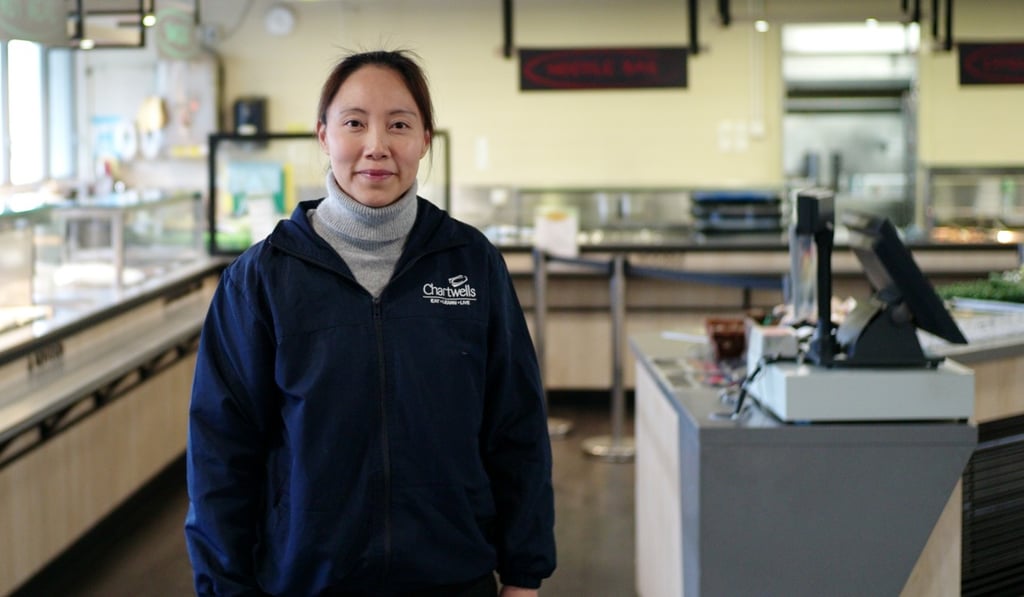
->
xmin=782 ymin=21 xmax=921 ymax=228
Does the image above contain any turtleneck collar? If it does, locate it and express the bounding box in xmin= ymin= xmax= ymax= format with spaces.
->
xmin=312 ymin=170 xmax=418 ymax=244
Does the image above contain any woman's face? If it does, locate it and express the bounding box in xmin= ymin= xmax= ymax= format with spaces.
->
xmin=317 ymin=65 xmax=430 ymax=208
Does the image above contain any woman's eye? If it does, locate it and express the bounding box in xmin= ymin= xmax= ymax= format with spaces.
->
xmin=391 ymin=121 xmax=411 ymax=130
xmin=343 ymin=119 xmax=363 ymax=128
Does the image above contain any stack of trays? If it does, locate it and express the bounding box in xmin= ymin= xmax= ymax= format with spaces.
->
xmin=691 ymin=190 xmax=782 ymax=234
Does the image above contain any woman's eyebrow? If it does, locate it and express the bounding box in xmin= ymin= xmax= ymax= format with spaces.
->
xmin=336 ymin=107 xmax=417 ymax=118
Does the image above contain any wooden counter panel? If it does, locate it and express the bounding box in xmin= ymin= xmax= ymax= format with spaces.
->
xmin=901 ymin=483 xmax=962 ymax=597
xmin=902 ymin=349 xmax=1024 ymax=596
xmin=0 ymin=355 xmax=194 ymax=595
xmin=972 ymin=355 xmax=1024 ymax=423
xmin=527 ymin=311 xmax=710 ymax=390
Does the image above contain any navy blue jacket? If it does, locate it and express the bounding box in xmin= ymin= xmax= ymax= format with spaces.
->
xmin=185 ymin=198 xmax=555 ymax=596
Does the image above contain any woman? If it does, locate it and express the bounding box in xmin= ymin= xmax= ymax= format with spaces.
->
xmin=185 ymin=50 xmax=556 ymax=596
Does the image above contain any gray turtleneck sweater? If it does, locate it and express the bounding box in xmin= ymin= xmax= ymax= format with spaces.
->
xmin=307 ymin=171 xmax=418 ymax=298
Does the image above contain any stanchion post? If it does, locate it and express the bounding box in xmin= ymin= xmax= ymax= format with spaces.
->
xmin=582 ymin=253 xmax=635 ymax=462
xmin=532 ymin=248 xmax=572 ymax=439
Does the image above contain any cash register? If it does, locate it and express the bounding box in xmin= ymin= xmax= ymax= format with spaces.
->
xmin=744 ymin=189 xmax=974 ymax=422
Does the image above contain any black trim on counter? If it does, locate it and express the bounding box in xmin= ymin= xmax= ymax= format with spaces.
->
xmin=0 ymin=303 xmax=205 ymax=469
xmin=627 ymin=263 xmax=782 ymax=290
xmin=0 ymin=333 xmax=200 ymax=470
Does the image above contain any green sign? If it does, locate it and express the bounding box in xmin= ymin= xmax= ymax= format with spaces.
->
xmin=156 ymin=6 xmax=200 ymax=60
xmin=0 ymin=0 xmax=65 ymax=45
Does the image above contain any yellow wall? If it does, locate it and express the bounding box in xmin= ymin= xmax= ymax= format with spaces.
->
xmin=119 ymin=0 xmax=1024 ymax=191
xmin=917 ymin=0 xmax=1024 ymax=166
xmin=207 ymin=0 xmax=784 ymax=189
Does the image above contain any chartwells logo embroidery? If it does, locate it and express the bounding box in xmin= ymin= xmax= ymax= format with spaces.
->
xmin=423 ymin=275 xmax=477 ymax=306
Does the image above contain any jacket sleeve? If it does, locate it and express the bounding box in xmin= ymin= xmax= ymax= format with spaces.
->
xmin=185 ymin=266 xmax=277 ymax=596
xmin=480 ymin=247 xmax=557 ymax=589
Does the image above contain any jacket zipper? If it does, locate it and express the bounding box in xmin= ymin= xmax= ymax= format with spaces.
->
xmin=373 ymin=296 xmax=392 ymax=582
xmin=272 ymin=229 xmax=465 ymax=583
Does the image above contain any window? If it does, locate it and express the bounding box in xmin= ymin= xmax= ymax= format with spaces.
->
xmin=47 ymin=48 xmax=75 ymax=180
xmin=8 ymin=40 xmax=44 ymax=185
xmin=0 ymin=44 xmax=5 ymax=184
xmin=2 ymin=39 xmax=76 ymax=187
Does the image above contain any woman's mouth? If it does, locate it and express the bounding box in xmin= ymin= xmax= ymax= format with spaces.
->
xmin=359 ymin=169 xmax=393 ymax=181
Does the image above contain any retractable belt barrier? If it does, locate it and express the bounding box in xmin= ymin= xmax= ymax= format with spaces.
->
xmin=531 ymin=249 xmax=783 ymax=462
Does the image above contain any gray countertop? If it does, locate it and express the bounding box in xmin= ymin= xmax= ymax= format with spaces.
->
xmin=630 ymin=328 xmax=1015 ymax=436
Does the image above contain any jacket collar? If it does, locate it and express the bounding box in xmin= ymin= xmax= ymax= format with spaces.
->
xmin=267 ymin=197 xmax=470 ymax=275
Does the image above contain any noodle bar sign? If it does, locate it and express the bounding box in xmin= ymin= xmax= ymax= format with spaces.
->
xmin=959 ymin=43 xmax=1024 ymax=85
xmin=519 ymin=47 xmax=688 ymax=91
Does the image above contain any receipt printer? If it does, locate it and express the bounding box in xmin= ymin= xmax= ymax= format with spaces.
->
xmin=746 ymin=324 xmax=799 ymax=373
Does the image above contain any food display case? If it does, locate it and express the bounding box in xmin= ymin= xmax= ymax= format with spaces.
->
xmin=0 ymin=190 xmax=203 ymax=346
xmin=0 ymin=205 xmax=53 ymax=334
xmin=0 ymin=189 xmax=218 ymax=596
xmin=925 ymin=166 xmax=1024 ymax=243
xmin=48 ymin=191 xmax=203 ymax=292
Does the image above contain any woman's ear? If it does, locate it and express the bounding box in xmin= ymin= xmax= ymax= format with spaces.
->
xmin=316 ymin=120 xmax=329 ymax=153
xmin=421 ymin=131 xmax=432 ymax=158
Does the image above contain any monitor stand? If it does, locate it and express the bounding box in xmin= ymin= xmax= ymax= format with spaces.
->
xmin=803 ymin=202 xmax=837 ymax=367
xmin=834 ymin=291 xmax=940 ymax=368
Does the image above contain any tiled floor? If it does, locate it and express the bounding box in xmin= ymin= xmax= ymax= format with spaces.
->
xmin=11 ymin=401 xmax=636 ymax=597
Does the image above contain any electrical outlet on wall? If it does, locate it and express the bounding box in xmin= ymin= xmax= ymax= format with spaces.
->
xmin=749 ymin=119 xmax=765 ymax=138
xmin=717 ymin=120 xmax=734 ymax=153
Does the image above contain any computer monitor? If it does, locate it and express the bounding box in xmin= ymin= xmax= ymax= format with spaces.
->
xmin=835 ymin=211 xmax=967 ymax=367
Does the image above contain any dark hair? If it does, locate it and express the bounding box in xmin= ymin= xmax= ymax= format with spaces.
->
xmin=316 ymin=49 xmax=435 ymax=138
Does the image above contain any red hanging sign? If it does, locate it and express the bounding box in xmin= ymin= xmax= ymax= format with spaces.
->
xmin=519 ymin=47 xmax=688 ymax=91
xmin=959 ymin=43 xmax=1024 ymax=85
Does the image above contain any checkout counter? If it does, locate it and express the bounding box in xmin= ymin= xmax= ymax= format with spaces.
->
xmin=629 ymin=191 xmax=1018 ymax=596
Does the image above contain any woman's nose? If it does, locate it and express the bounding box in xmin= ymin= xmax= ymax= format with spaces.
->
xmin=365 ymin=127 xmax=389 ymax=158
